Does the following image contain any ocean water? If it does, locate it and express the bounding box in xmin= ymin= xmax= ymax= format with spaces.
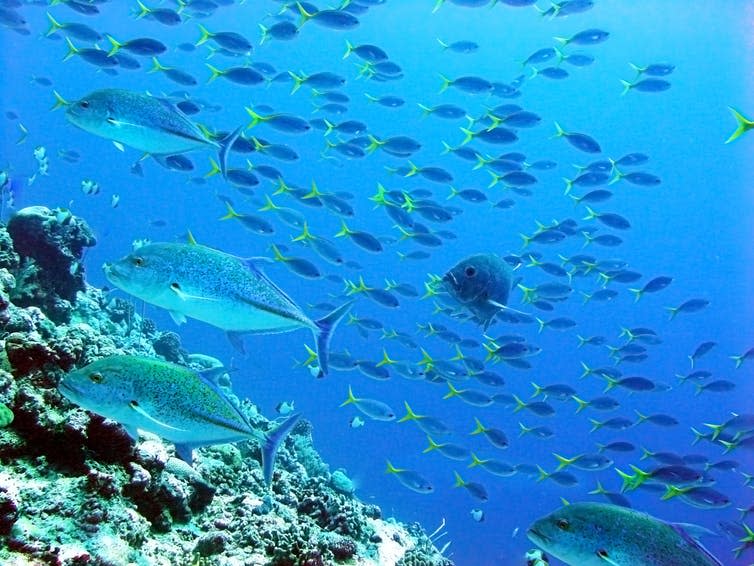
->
xmin=1 ymin=1 xmax=753 ymax=564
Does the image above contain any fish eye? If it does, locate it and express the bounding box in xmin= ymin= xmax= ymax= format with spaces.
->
xmin=132 ymin=256 xmax=144 ymax=267
xmin=465 ymin=266 xmax=476 ymax=277
xmin=170 ymin=282 xmax=180 ymax=290
xmin=597 ymin=549 xmax=609 ymax=558
xmin=556 ymin=519 xmax=570 ymax=531
xmin=89 ymin=372 xmax=103 ymax=383
xmin=80 ymin=100 xmax=89 ymax=109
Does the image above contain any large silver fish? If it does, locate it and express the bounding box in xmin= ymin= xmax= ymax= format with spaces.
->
xmin=65 ymin=88 xmax=240 ymax=176
xmin=527 ymin=501 xmax=723 ymax=566
xmin=59 ymin=355 xmax=300 ymax=485
xmin=103 ymin=242 xmax=352 ymax=377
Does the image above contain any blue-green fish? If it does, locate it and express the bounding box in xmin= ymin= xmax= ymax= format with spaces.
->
xmin=64 ymin=89 xmax=240 ymax=177
xmin=58 ymin=355 xmax=300 ymax=485
xmin=103 ymin=242 xmax=351 ymax=376
xmin=527 ymin=502 xmax=722 ymax=565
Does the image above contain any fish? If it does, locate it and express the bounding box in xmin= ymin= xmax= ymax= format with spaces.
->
xmin=554 ymin=28 xmax=610 ymax=46
xmin=398 ymin=402 xmax=451 ymax=436
xmin=453 ymin=471 xmax=488 ymax=501
xmin=528 ymin=502 xmax=723 ymax=565
xmin=103 ymin=242 xmax=351 ymax=376
xmin=58 ymin=355 xmax=300 ymax=485
xmin=343 ymin=41 xmax=388 ymax=62
xmin=385 ymin=461 xmax=433 ymax=494
xmin=340 ymin=386 xmax=395 ymax=421
xmin=196 ymin=24 xmax=252 ymax=54
xmin=64 ymin=89 xmax=241 ymax=179
xmin=106 ymin=35 xmax=167 ymax=57
xmin=630 ymin=62 xmax=675 ymax=76
xmin=423 ymin=435 xmax=470 ymax=461
xmin=620 ymin=78 xmax=672 ymax=94
xmin=259 ymin=21 xmax=298 ymax=44
xmin=553 ymin=122 xmax=601 ymax=153
xmin=434 ymin=253 xmax=517 ymax=329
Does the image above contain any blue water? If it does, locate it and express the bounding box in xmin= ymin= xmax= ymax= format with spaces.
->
xmin=2 ymin=1 xmax=753 ymax=564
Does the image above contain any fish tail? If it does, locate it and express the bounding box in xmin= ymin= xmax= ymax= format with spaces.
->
xmin=436 ymin=38 xmax=448 ymax=50
xmin=725 ymin=107 xmax=754 ymax=143
xmin=106 ymin=34 xmax=122 ymax=57
xmin=619 ymin=79 xmax=633 ymax=96
xmin=313 ymin=300 xmax=354 ymax=377
xmin=363 ymin=93 xmax=378 ymax=103
xmin=343 ymin=39 xmax=353 ymax=59
xmin=150 ymin=56 xmax=166 ymax=73
xmin=340 ymin=385 xmax=357 ymax=407
xmin=135 ymin=0 xmax=151 ymax=17
xmin=258 ymin=24 xmax=269 ymax=45
xmin=452 ymin=471 xmax=466 ymax=487
xmin=422 ymin=435 xmax=440 ymax=453
xmin=260 ymin=413 xmax=301 ymax=485
xmin=296 ymin=1 xmax=315 ymax=24
xmin=219 ymin=200 xmax=240 ymax=220
xmin=438 ymin=74 xmax=452 ymax=94
xmin=205 ymin=157 xmax=222 ymax=178
xmin=206 ymin=63 xmax=224 ymax=83
xmin=50 ymin=90 xmax=70 ymax=111
xmin=551 ymin=121 xmax=566 ymax=139
xmin=432 ymin=0 xmax=445 ymax=14
xmin=628 ymin=287 xmax=643 ymax=302
xmin=63 ymin=37 xmax=79 ymax=62
xmin=385 ymin=460 xmax=400 ymax=474
xmin=397 ymin=401 xmax=418 ymax=423
xmin=196 ymin=23 xmax=213 ymax=46
xmin=459 ymin=127 xmax=474 ymax=145
xmin=217 ymin=125 xmax=243 ymax=179
xmin=288 ymin=71 xmax=304 ymax=94
xmin=628 ymin=62 xmax=644 ymax=74
xmin=45 ymin=12 xmax=62 ymax=36
xmin=417 ymin=103 xmax=433 ymax=117
xmin=660 ymin=484 xmax=682 ymax=501
xmin=470 ymin=417 xmax=486 ymax=435
xmin=366 ymin=134 xmax=382 ymax=153
xmin=553 ymin=35 xmax=569 ymax=45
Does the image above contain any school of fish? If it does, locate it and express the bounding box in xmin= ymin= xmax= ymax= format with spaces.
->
xmin=1 ymin=0 xmax=752 ymax=564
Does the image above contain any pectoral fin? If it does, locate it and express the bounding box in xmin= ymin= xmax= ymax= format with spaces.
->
xmin=168 ymin=310 xmax=187 ymax=325
xmin=129 ymin=400 xmax=189 ymax=433
xmin=595 ymin=550 xmax=620 ymax=566
xmin=169 ymin=283 xmax=217 ymax=303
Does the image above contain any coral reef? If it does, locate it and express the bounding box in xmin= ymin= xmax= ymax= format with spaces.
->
xmin=0 ymin=209 xmax=453 ymax=566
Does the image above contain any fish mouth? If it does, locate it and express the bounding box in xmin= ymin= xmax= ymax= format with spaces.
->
xmin=102 ymin=262 xmax=119 ymax=281
xmin=442 ymin=271 xmax=459 ymax=290
xmin=57 ymin=376 xmax=80 ymax=399
xmin=526 ymin=527 xmax=548 ymax=544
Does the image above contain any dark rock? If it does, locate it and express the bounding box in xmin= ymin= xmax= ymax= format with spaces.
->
xmin=194 ymin=532 xmax=227 ymax=557
xmin=153 ymin=331 xmax=186 ymax=364
xmin=328 ymin=535 xmax=357 ymax=560
xmin=0 ymin=484 xmax=18 ymax=535
xmin=6 ymin=206 xmax=95 ymax=322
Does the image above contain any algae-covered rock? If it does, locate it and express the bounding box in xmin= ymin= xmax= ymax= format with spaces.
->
xmin=0 ymin=403 xmax=12 ymax=427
